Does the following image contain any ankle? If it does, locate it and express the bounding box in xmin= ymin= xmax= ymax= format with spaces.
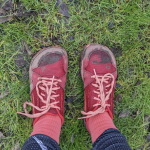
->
xmin=30 ymin=114 xmax=61 ymax=144
xmin=88 ymin=112 xmax=117 ymax=143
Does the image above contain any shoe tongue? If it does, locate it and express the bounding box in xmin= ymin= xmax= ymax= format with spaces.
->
xmin=33 ymin=57 xmax=65 ymax=78
xmin=86 ymin=63 xmax=116 ymax=75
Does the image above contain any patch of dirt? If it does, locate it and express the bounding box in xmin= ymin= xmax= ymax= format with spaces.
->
xmin=64 ymin=97 xmax=74 ymax=112
xmin=64 ymin=97 xmax=76 ymax=118
xmin=144 ymin=115 xmax=150 ymax=130
xmin=115 ymin=94 xmax=122 ymax=102
xmin=0 ymin=131 xmax=5 ymax=150
xmin=71 ymin=133 xmax=74 ymax=143
xmin=22 ymin=67 xmax=29 ymax=81
xmin=67 ymin=36 xmax=74 ymax=41
xmin=0 ymin=1 xmax=37 ymax=24
xmin=0 ymin=15 xmax=13 ymax=23
xmin=114 ymin=94 xmax=122 ymax=106
xmin=119 ymin=110 xmax=130 ymax=118
xmin=2 ymin=0 xmax=13 ymax=12
xmin=145 ymin=72 xmax=150 ymax=78
xmin=0 ymin=91 xmax=8 ymax=99
xmin=21 ymin=41 xmax=33 ymax=56
xmin=113 ymin=109 xmax=117 ymax=114
xmin=133 ymin=90 xmax=137 ymax=97
xmin=13 ymin=141 xmax=21 ymax=150
xmin=108 ymin=21 xmax=114 ymax=29
xmin=65 ymin=97 xmax=73 ymax=103
xmin=15 ymin=41 xmax=31 ymax=81
xmin=110 ymin=45 xmax=122 ymax=57
xmin=126 ymin=68 xmax=134 ymax=77
xmin=15 ymin=54 xmax=28 ymax=68
xmin=147 ymin=133 xmax=150 ymax=142
xmin=0 ymin=8 xmax=6 ymax=15
xmin=55 ymin=0 xmax=70 ymax=18
xmin=137 ymin=144 xmax=145 ymax=150
xmin=116 ymin=83 xmax=123 ymax=88
xmin=0 ymin=6 xmax=13 ymax=23
xmin=135 ymin=80 xmax=141 ymax=86
xmin=0 ymin=132 xmax=5 ymax=138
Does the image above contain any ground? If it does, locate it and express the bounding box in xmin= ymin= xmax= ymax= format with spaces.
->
xmin=0 ymin=0 xmax=150 ymax=149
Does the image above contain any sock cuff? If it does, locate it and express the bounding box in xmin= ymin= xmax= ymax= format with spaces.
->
xmin=88 ymin=112 xmax=117 ymax=143
xmin=30 ymin=115 xmax=61 ymax=143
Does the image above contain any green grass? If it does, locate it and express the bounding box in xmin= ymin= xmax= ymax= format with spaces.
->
xmin=0 ymin=0 xmax=150 ymax=149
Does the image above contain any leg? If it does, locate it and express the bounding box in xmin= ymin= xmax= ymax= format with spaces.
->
xmin=79 ymin=43 xmax=131 ymax=149
xmin=22 ymin=134 xmax=60 ymax=150
xmin=92 ymin=129 xmax=131 ymax=150
xmin=18 ymin=47 xmax=68 ymax=150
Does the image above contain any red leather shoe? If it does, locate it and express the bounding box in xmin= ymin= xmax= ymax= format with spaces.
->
xmin=79 ymin=43 xmax=117 ymax=132
xmin=17 ymin=47 xmax=68 ymax=126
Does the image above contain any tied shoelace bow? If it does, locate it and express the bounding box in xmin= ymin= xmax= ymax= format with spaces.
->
xmin=79 ymin=69 xmax=114 ymax=119
xmin=17 ymin=76 xmax=61 ymax=118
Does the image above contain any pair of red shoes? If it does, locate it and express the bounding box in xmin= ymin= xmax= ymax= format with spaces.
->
xmin=18 ymin=43 xmax=117 ymax=142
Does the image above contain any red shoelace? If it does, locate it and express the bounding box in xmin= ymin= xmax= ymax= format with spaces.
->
xmin=17 ymin=76 xmax=61 ymax=118
xmin=79 ymin=69 xmax=114 ymax=119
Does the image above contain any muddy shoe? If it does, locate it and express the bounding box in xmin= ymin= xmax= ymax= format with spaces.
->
xmin=17 ymin=47 xmax=68 ymax=126
xmin=79 ymin=43 xmax=117 ymax=131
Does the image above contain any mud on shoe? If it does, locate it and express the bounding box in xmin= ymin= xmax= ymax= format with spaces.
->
xmin=79 ymin=43 xmax=117 ymax=132
xmin=17 ymin=47 xmax=68 ymax=126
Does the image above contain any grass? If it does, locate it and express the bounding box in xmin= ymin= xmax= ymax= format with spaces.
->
xmin=0 ymin=0 xmax=150 ymax=149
